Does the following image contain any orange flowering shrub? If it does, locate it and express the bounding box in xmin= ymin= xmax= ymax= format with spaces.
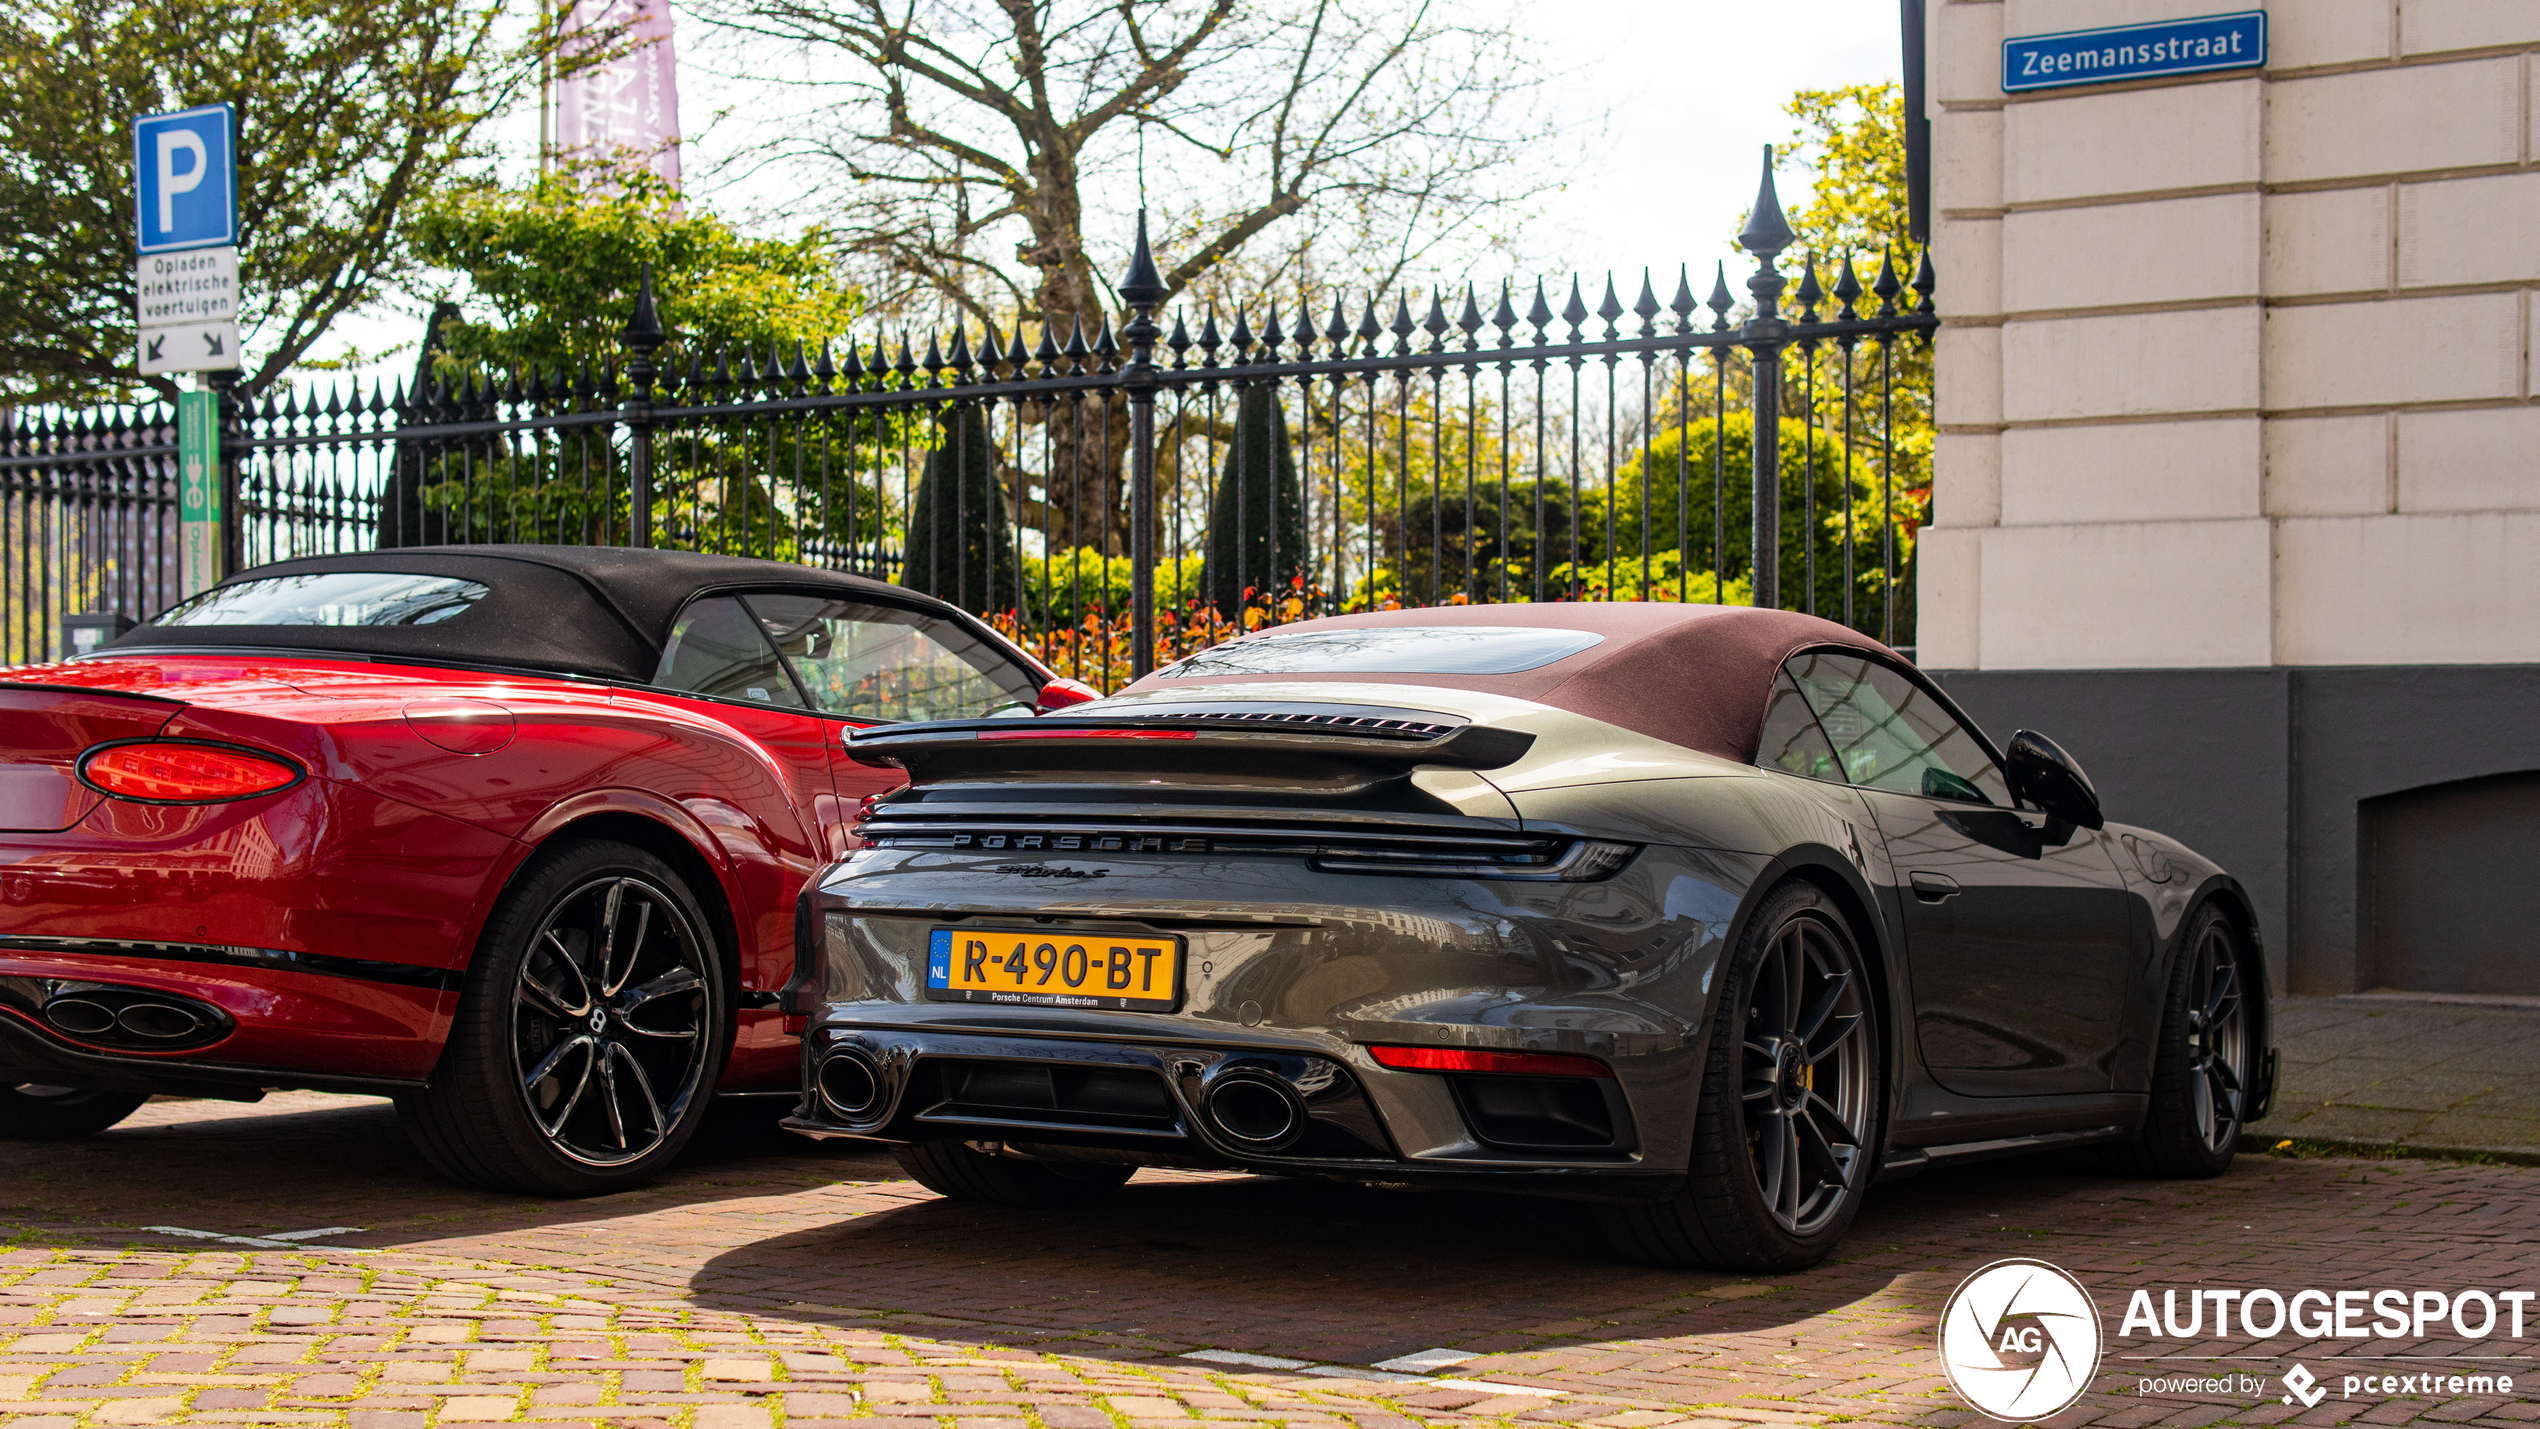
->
xmin=990 ymin=578 xmax=1353 ymax=693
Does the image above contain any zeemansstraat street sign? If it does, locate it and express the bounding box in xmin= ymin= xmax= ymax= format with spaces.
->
xmin=133 ymin=103 xmax=241 ymax=375
xmin=2003 ymin=10 xmax=2266 ymax=93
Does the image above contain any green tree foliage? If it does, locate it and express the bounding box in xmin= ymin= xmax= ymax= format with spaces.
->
xmin=1200 ymin=385 xmax=1307 ymax=615
xmin=1027 ymin=550 xmax=1205 ymax=629
xmin=396 ymin=173 xmax=874 ymax=553
xmin=1781 ymin=83 xmax=1912 ymax=259
xmin=1754 ymin=80 xmax=1932 ymax=641
xmin=0 ymin=0 xmax=546 ymax=401
xmin=903 ymin=404 xmax=1018 ymax=615
xmin=1386 ymin=478 xmax=1578 ymax=604
xmin=1608 ymin=413 xmax=1902 ymax=624
xmin=409 ymin=171 xmax=860 ymax=377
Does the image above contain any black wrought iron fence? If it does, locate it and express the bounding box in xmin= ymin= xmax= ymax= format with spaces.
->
xmin=1 ymin=153 xmax=1935 ymax=686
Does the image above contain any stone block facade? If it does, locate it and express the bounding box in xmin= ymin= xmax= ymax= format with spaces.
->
xmin=1923 ymin=0 xmax=2540 ymax=672
xmin=1921 ymin=2 xmax=2540 ymax=995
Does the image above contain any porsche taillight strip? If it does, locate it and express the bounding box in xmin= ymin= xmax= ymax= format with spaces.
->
xmin=1366 ymin=1045 xmax=1615 ymax=1079
xmin=0 ymin=937 xmax=464 ymax=992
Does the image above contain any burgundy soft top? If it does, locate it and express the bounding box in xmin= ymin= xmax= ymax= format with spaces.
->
xmin=1125 ymin=603 xmax=1899 ymax=764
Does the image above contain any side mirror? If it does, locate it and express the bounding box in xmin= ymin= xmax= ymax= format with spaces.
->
xmin=2005 ymin=729 xmax=2104 ymax=831
xmin=1034 ymin=676 xmax=1103 ymax=713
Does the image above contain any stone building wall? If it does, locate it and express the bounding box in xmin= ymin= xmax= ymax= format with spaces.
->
xmin=1916 ymin=2 xmax=2540 ymax=997
xmin=1921 ymin=0 xmax=2540 ymax=670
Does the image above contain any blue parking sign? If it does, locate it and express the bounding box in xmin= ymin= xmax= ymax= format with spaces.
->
xmin=133 ymin=104 xmax=235 ymax=254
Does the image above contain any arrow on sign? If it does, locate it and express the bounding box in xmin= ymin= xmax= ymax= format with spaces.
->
xmin=204 ymin=332 xmax=223 ymax=355
xmin=146 ymin=334 xmax=166 ymax=361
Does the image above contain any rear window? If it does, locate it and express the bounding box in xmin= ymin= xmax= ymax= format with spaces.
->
xmin=1159 ymin=626 xmax=1603 ymax=677
xmin=157 ymin=572 xmax=490 ymax=628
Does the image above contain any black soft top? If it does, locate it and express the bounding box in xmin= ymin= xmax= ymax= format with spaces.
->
xmin=106 ymin=545 xmax=947 ymax=684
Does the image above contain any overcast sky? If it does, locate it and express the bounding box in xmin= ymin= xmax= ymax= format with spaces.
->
xmin=300 ymin=0 xmax=1905 ymax=374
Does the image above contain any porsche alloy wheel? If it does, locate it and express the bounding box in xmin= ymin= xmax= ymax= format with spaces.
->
xmin=510 ymin=873 xmax=716 ymax=1168
xmin=1738 ymin=907 xmax=1875 ymax=1236
xmin=400 ymin=840 xmax=729 ymax=1196
xmin=2182 ymin=917 xmax=2250 ymax=1155
xmin=2109 ymin=904 xmax=2251 ymax=1178
xmin=1606 ymin=881 xmax=1880 ymax=1271
xmin=0 ymin=1082 xmax=148 ymax=1140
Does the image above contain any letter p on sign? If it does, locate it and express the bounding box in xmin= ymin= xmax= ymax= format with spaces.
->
xmin=133 ymin=104 xmax=235 ymax=254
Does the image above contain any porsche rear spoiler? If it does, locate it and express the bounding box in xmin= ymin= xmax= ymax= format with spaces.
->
xmin=844 ymin=715 xmax=1535 ymax=788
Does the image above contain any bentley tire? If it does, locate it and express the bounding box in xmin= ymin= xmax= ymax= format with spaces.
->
xmin=1606 ymin=880 xmax=1880 ymax=1271
xmin=0 ymin=1083 xmax=149 ymax=1139
xmin=399 ymin=840 xmax=728 ymax=1196
xmin=2107 ymin=904 xmax=2250 ymax=1178
xmin=893 ymin=1141 xmax=1136 ymax=1206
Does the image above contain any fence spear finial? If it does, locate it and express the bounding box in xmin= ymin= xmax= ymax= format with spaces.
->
xmin=1118 ymin=208 xmax=1167 ymax=312
xmin=1740 ymin=144 xmax=1796 ymax=260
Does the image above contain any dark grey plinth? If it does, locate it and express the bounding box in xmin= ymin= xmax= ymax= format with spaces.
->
xmin=1934 ymin=664 xmax=2540 ymax=997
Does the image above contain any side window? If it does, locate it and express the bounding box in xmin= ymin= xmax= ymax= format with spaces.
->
xmin=1757 ymin=670 xmax=1845 ymax=782
xmin=1785 ymin=651 xmax=2009 ymax=805
xmin=654 ymin=597 xmax=806 ymax=707
xmin=743 ymin=593 xmax=1039 ymax=722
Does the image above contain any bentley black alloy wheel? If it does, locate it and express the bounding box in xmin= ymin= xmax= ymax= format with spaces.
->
xmin=2110 ymin=903 xmax=2250 ymax=1178
xmin=400 ymin=840 xmax=728 ymax=1195
xmin=1607 ymin=880 xmax=1880 ymax=1270
xmin=0 ymin=1082 xmax=149 ymax=1140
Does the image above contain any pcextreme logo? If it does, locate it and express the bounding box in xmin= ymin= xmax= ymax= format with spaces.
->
xmin=1939 ymin=1258 xmax=2104 ymax=1422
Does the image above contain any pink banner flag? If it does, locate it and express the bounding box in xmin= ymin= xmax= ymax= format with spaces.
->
xmin=554 ymin=0 xmax=682 ymax=191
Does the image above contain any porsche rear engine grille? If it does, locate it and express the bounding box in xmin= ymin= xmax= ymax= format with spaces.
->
xmin=858 ymin=814 xmax=1571 ymax=872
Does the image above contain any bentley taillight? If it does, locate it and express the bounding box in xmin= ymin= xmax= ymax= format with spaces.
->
xmin=77 ymin=740 xmax=303 ymax=804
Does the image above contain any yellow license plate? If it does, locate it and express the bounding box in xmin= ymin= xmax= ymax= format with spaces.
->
xmin=925 ymin=928 xmax=1183 ymax=1012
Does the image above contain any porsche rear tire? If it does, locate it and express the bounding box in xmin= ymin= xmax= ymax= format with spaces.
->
xmin=399 ymin=839 xmax=729 ymax=1197
xmin=892 ymin=1141 xmax=1136 ymax=1207
xmin=1605 ymin=880 xmax=1880 ymax=1271
xmin=2106 ymin=904 xmax=2251 ymax=1179
xmin=0 ymin=1083 xmax=148 ymax=1139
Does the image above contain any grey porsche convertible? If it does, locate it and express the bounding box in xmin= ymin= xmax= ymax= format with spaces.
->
xmin=780 ymin=604 xmax=2273 ymax=1270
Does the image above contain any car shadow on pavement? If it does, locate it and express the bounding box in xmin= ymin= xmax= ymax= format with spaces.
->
xmin=0 ymin=1090 xmax=879 ymax=1250
xmin=681 ymin=1163 xmax=2022 ymax=1367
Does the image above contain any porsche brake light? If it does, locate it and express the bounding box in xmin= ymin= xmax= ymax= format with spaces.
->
xmin=78 ymin=741 xmax=303 ymax=804
xmin=975 ymin=728 xmax=1197 ymax=741
xmin=1365 ymin=1045 xmax=1613 ymax=1079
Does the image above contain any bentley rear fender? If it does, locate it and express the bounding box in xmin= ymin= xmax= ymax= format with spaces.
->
xmin=508 ymin=790 xmax=754 ymax=987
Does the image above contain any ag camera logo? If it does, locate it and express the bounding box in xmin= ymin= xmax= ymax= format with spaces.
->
xmin=1940 ymin=1258 xmax=2104 ymax=1422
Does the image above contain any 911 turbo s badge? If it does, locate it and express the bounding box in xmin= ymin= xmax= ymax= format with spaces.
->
xmin=992 ymin=863 xmax=1108 ymax=879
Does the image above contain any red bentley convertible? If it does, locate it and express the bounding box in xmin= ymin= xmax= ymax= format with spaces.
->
xmin=0 ymin=546 xmax=1091 ymax=1193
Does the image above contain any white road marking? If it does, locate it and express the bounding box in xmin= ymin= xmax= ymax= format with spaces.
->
xmin=1373 ymin=1348 xmax=1477 ymax=1372
xmin=141 ymin=1225 xmax=365 ymax=1250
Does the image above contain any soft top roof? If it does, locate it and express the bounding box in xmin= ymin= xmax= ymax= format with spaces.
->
xmin=106 ymin=545 xmax=933 ymax=684
xmin=1125 ymin=602 xmax=1901 ymax=764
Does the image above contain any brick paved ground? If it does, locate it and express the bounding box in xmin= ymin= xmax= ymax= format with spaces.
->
xmin=2 ymin=1093 xmax=2535 ymax=1429
xmin=2258 ymin=997 xmax=2540 ymax=1156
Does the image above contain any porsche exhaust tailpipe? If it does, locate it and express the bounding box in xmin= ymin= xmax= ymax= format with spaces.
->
xmin=1202 ymin=1066 xmax=1306 ymax=1150
xmin=816 ymin=1050 xmax=883 ymax=1119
